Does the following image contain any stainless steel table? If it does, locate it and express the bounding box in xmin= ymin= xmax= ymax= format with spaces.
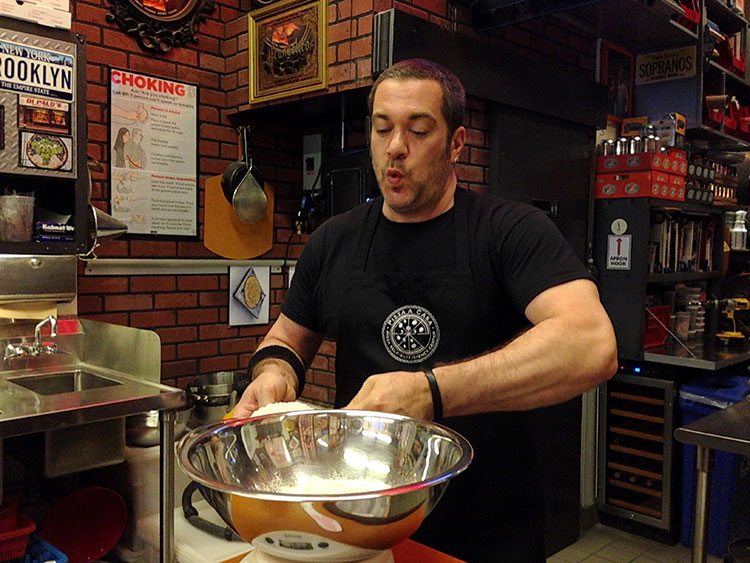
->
xmin=674 ymin=398 xmax=750 ymax=563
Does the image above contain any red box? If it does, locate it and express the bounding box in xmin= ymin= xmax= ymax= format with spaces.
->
xmin=597 ymin=152 xmax=672 ymax=174
xmin=595 ymin=171 xmax=683 ymax=201
xmin=668 ymin=174 xmax=686 ymax=200
xmin=669 ymin=149 xmax=688 ymax=175
xmin=596 ymin=149 xmax=687 ymax=176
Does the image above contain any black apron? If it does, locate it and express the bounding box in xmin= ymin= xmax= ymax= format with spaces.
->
xmin=335 ymin=190 xmax=546 ymax=562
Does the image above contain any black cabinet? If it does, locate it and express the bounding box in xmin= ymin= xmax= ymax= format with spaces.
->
xmin=0 ymin=18 xmax=89 ymax=255
xmin=594 ymin=197 xmax=725 ymax=361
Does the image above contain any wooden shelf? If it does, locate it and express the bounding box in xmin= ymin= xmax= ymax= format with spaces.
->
xmin=610 ymin=391 xmax=665 ymax=406
xmin=610 ymin=408 xmax=665 ymax=424
xmin=608 ymin=461 xmax=663 ymax=481
xmin=609 ymin=478 xmax=663 ymax=498
xmin=608 ymin=497 xmax=663 ymax=518
xmin=611 ymin=426 xmax=664 ymax=442
xmin=610 ymin=444 xmax=663 ymax=461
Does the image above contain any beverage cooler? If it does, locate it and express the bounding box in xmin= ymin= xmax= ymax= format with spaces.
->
xmin=597 ymin=363 xmax=679 ymax=541
xmin=0 ymin=16 xmax=88 ymax=255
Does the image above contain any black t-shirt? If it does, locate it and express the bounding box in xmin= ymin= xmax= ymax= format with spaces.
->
xmin=282 ymin=188 xmax=592 ymax=348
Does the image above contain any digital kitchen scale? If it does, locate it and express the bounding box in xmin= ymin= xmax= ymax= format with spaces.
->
xmin=242 ymin=531 xmax=395 ymax=563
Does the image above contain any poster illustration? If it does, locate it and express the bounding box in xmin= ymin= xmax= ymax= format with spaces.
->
xmin=109 ymin=68 xmax=198 ymax=236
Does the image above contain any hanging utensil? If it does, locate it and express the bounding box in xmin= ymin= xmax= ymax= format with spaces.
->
xmin=230 ymin=127 xmax=268 ymax=223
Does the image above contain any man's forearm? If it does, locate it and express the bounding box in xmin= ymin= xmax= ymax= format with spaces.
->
xmin=437 ymin=309 xmax=617 ymax=416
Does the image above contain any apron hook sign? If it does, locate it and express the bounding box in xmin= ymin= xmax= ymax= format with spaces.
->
xmin=106 ymin=0 xmax=216 ymax=55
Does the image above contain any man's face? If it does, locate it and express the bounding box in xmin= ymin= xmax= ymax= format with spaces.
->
xmin=134 ymin=131 xmax=142 ymax=143
xmin=370 ymin=78 xmax=464 ymax=222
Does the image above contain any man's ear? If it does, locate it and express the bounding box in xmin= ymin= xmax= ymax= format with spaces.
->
xmin=451 ymin=126 xmax=466 ymax=162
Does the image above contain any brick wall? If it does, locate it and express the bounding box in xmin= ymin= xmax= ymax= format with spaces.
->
xmin=72 ymin=0 xmax=596 ymax=404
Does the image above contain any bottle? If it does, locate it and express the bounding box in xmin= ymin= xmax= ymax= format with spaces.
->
xmin=730 ymin=210 xmax=747 ymax=250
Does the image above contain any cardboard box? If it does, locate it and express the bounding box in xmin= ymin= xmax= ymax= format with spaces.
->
xmin=596 ymin=149 xmax=687 ymax=175
xmin=595 ymin=171 xmax=684 ymax=201
xmin=621 ymin=116 xmax=649 ymax=137
xmin=651 ymin=112 xmax=687 ymax=148
xmin=0 ymin=0 xmax=71 ymax=28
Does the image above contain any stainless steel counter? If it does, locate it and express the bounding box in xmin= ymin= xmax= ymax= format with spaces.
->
xmin=0 ymin=319 xmax=184 ymax=562
xmin=674 ymin=398 xmax=750 ymax=563
xmin=0 ymin=363 xmax=184 ymax=438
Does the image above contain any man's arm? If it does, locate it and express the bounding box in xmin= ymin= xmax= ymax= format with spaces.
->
xmin=346 ymin=279 xmax=618 ymax=419
xmin=233 ymin=313 xmax=324 ymax=418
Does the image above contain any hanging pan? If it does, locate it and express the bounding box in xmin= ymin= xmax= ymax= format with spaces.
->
xmin=221 ymin=127 xmax=267 ymax=224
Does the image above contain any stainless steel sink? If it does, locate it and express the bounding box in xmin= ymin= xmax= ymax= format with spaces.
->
xmin=8 ymin=370 xmax=122 ymax=395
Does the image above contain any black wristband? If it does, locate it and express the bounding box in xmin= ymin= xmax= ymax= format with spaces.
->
xmin=247 ymin=345 xmax=306 ymax=394
xmin=423 ymin=368 xmax=443 ymax=421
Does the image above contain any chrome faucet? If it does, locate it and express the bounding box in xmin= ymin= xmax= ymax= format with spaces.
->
xmin=4 ymin=315 xmax=59 ymax=363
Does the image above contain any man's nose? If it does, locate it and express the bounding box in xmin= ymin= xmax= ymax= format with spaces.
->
xmin=386 ymin=130 xmax=407 ymax=159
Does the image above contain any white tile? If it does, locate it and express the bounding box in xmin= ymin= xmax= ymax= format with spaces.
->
xmin=581 ymin=556 xmax=622 ymax=563
xmin=552 ymin=545 xmax=592 ymax=562
xmin=596 ymin=544 xmax=641 ymax=562
xmin=608 ymin=537 xmax=657 ymax=555
xmin=630 ymin=557 xmax=663 ymax=563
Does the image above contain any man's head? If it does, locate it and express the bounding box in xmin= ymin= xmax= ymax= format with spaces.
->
xmin=368 ymin=59 xmax=467 ymax=222
xmin=368 ymin=59 xmax=465 ymax=138
xmin=132 ymin=128 xmax=143 ymax=143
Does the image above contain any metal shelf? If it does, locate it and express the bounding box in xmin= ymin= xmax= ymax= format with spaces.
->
xmin=705 ymin=0 xmax=750 ymax=35
xmin=557 ymin=0 xmax=698 ymax=52
xmin=647 ymin=271 xmax=723 ymax=283
xmin=643 ymin=336 xmax=750 ymax=369
xmin=686 ymin=124 xmax=750 ymax=150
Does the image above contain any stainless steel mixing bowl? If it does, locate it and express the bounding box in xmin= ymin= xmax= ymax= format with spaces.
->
xmin=176 ymin=410 xmax=472 ymax=562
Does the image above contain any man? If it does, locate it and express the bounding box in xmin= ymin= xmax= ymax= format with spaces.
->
xmin=124 ymin=128 xmax=147 ymax=169
xmin=234 ymin=59 xmax=617 ymax=561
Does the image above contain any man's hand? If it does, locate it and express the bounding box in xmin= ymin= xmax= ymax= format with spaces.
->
xmin=232 ymin=366 xmax=297 ymax=418
xmin=344 ymin=371 xmax=435 ymax=420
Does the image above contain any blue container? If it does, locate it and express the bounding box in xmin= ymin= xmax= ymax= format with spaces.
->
xmin=679 ymin=375 xmax=750 ymax=557
xmin=12 ymin=533 xmax=68 ymax=563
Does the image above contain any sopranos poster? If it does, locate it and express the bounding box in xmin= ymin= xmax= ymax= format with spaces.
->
xmin=109 ymin=69 xmax=197 ymax=236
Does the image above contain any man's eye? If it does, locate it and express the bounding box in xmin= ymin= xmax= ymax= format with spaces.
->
xmin=411 ymin=130 xmax=428 ymax=137
xmin=375 ymin=128 xmax=391 ymax=135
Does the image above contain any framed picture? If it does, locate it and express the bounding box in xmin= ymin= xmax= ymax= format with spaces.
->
xmin=109 ymin=68 xmax=199 ymax=237
xmin=107 ymin=0 xmax=216 ymax=54
xmin=248 ymin=0 xmax=328 ymax=104
xmin=229 ymin=266 xmax=270 ymax=326
xmin=600 ymin=41 xmax=634 ymax=122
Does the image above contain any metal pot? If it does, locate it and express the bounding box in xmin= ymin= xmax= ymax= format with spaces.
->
xmin=187 ymin=371 xmax=249 ymax=427
xmin=125 ymin=407 xmax=193 ymax=447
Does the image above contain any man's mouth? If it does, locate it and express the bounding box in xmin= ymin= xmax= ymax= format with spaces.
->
xmin=385 ymin=168 xmax=405 ymax=186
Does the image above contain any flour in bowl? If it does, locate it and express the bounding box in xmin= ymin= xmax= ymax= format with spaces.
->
xmin=252 ymin=401 xmax=316 ymax=417
xmin=279 ymin=474 xmax=390 ymax=495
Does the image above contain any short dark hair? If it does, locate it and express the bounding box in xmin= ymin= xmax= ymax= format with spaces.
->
xmin=368 ymin=59 xmax=465 ymax=134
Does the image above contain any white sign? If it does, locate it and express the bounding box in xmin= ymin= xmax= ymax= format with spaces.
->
xmin=635 ymin=46 xmax=696 ymax=85
xmin=607 ymin=234 xmax=632 ymax=270
xmin=109 ymin=68 xmax=197 ymax=237
xmin=0 ymin=39 xmax=74 ymax=100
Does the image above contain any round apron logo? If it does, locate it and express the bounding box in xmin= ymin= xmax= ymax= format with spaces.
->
xmin=381 ymin=305 xmax=440 ymax=364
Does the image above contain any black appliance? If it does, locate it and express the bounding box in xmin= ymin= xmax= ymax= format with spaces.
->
xmin=324 ymin=149 xmax=378 ymax=217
